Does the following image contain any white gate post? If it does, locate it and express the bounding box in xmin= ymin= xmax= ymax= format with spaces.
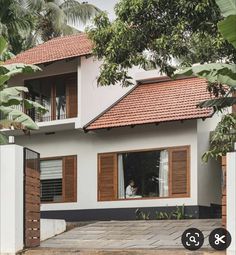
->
xmin=227 ymin=151 xmax=236 ymax=254
xmin=0 ymin=144 xmax=24 ymax=255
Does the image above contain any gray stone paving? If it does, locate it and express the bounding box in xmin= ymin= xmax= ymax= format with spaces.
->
xmin=40 ymin=219 xmax=221 ymax=250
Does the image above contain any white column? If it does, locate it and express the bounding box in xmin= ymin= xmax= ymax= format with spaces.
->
xmin=0 ymin=145 xmax=24 ymax=255
xmin=227 ymin=151 xmax=236 ymax=254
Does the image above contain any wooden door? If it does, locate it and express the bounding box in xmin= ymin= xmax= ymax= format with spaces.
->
xmin=66 ymin=79 xmax=78 ymax=118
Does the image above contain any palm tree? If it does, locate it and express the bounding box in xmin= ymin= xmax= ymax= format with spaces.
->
xmin=25 ymin=0 xmax=100 ymax=46
xmin=0 ymin=0 xmax=100 ymax=54
xmin=0 ymin=0 xmax=34 ymax=54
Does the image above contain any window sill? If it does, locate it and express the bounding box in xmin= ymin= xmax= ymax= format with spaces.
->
xmin=41 ymin=201 xmax=77 ymax=204
xmin=98 ymin=195 xmax=190 ymax=202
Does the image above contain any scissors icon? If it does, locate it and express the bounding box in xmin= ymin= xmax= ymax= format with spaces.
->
xmin=214 ymin=234 xmax=225 ymax=245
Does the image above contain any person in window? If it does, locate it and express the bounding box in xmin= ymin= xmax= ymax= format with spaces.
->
xmin=126 ymin=180 xmax=138 ymax=198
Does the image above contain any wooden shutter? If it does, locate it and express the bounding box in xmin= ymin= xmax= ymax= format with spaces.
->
xmin=98 ymin=153 xmax=118 ymax=201
xmin=63 ymin=156 xmax=77 ymax=202
xmin=66 ymin=79 xmax=78 ymax=118
xmin=169 ymin=146 xmax=190 ymax=197
xmin=232 ymin=91 xmax=236 ymax=113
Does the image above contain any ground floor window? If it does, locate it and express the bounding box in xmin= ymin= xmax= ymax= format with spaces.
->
xmin=40 ymin=155 xmax=77 ymax=203
xmin=118 ymin=150 xmax=169 ymax=199
xmin=98 ymin=146 xmax=190 ymax=201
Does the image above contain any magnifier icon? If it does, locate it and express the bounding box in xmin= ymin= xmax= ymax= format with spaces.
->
xmin=190 ymin=236 xmax=196 ymax=243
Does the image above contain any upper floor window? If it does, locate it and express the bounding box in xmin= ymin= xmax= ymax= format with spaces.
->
xmin=25 ymin=73 xmax=77 ymax=122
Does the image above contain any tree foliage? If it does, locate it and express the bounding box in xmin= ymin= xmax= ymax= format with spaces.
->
xmin=0 ymin=36 xmax=46 ymax=144
xmin=0 ymin=0 xmax=100 ymax=54
xmin=175 ymin=0 xmax=236 ymax=161
xmin=88 ymin=0 xmax=236 ymax=86
xmin=89 ymin=0 xmax=236 ymax=161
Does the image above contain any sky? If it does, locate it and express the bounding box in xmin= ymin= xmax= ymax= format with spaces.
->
xmin=87 ymin=0 xmax=118 ymax=20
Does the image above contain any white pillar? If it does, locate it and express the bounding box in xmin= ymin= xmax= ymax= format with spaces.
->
xmin=0 ymin=145 xmax=24 ymax=255
xmin=227 ymin=151 xmax=236 ymax=254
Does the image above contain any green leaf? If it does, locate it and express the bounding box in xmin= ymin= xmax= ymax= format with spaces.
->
xmin=0 ymin=106 xmax=39 ymax=130
xmin=174 ymin=63 xmax=236 ymax=86
xmin=198 ymin=97 xmax=236 ymax=110
xmin=0 ymin=86 xmax=30 ymax=106
xmin=0 ymin=132 xmax=8 ymax=145
xmin=215 ymin=0 xmax=236 ymax=17
xmin=0 ymin=37 xmax=7 ymax=56
xmin=0 ymin=64 xmax=41 ymax=86
xmin=24 ymin=99 xmax=47 ymax=113
xmin=218 ymin=15 xmax=236 ymax=48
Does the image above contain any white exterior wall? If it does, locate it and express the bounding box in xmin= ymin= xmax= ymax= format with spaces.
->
xmin=227 ymin=151 xmax=236 ymax=254
xmin=8 ymin=57 xmax=137 ymax=130
xmin=197 ymin=113 xmax=222 ymax=206
xmin=9 ymin=59 xmax=78 ymax=86
xmin=16 ymin=121 xmax=200 ymax=212
xmin=78 ymin=56 xmax=137 ymax=127
xmin=0 ymin=145 xmax=24 ymax=254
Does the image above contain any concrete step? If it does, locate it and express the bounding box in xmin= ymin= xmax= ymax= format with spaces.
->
xmin=20 ymin=248 xmax=225 ymax=255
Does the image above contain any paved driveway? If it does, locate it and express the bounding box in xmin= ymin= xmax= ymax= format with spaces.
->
xmin=40 ymin=219 xmax=221 ymax=250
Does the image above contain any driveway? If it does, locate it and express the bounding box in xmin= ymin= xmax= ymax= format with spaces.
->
xmin=39 ymin=219 xmax=221 ymax=250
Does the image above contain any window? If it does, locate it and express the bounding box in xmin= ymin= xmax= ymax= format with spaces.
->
xmin=40 ymin=156 xmax=77 ymax=203
xmin=98 ymin=146 xmax=189 ymax=201
xmin=25 ymin=73 xmax=77 ymax=122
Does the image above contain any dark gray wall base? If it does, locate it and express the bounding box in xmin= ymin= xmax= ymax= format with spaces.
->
xmin=41 ymin=204 xmax=221 ymax=222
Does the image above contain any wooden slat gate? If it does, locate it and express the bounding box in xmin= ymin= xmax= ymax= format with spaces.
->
xmin=24 ymin=148 xmax=40 ymax=248
xmin=222 ymin=156 xmax=227 ymax=227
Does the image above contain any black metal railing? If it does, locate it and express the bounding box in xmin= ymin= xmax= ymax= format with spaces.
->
xmin=27 ymin=96 xmax=68 ymax=122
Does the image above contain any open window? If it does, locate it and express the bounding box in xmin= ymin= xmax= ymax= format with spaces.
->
xmin=98 ymin=146 xmax=190 ymax=201
xmin=40 ymin=155 xmax=77 ymax=203
xmin=25 ymin=73 xmax=77 ymax=122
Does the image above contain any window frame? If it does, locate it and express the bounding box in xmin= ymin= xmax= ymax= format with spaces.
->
xmin=97 ymin=145 xmax=190 ymax=201
xmin=40 ymin=155 xmax=77 ymax=204
xmin=24 ymin=72 xmax=77 ymax=121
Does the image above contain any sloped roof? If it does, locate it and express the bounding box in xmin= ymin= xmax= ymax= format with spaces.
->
xmin=85 ymin=77 xmax=213 ymax=131
xmin=5 ymin=33 xmax=92 ymax=65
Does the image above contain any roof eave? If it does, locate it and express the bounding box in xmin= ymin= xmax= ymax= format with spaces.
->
xmin=84 ymin=112 xmax=214 ymax=132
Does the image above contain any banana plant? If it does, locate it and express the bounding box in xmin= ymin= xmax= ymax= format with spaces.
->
xmin=174 ymin=0 xmax=236 ymax=160
xmin=0 ymin=36 xmax=46 ymax=144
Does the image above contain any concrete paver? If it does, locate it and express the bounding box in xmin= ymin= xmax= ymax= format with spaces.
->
xmin=39 ymin=219 xmax=221 ymax=251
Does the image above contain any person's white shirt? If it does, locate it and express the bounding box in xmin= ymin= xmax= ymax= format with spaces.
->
xmin=126 ymin=185 xmax=134 ymax=197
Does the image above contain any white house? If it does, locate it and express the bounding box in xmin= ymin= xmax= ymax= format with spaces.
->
xmin=5 ymin=33 xmax=222 ymax=221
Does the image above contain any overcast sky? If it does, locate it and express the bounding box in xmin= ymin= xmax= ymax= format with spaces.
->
xmin=87 ymin=0 xmax=118 ymax=20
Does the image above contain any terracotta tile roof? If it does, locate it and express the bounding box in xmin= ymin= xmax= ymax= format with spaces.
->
xmin=85 ymin=77 xmax=213 ymax=131
xmin=5 ymin=33 xmax=92 ymax=65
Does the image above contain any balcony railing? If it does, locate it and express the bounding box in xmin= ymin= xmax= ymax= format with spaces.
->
xmin=11 ymin=95 xmax=77 ymax=123
xmin=28 ymin=96 xmax=69 ymax=122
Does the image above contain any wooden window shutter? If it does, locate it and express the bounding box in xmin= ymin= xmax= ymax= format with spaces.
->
xmin=66 ymin=79 xmax=78 ymax=118
xmin=63 ymin=156 xmax=77 ymax=202
xmin=169 ymin=147 xmax=190 ymax=197
xmin=98 ymin=153 xmax=118 ymax=201
xmin=232 ymin=91 xmax=236 ymax=113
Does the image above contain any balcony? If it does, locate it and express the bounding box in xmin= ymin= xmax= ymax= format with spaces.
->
xmin=27 ymin=95 xmax=77 ymax=123
xmin=25 ymin=73 xmax=78 ymax=124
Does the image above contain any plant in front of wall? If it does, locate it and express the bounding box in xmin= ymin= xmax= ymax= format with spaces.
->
xmin=172 ymin=205 xmax=185 ymax=220
xmin=0 ymin=36 xmax=47 ymax=144
xmin=156 ymin=205 xmax=193 ymax=220
xmin=156 ymin=211 xmax=171 ymax=220
xmin=135 ymin=209 xmax=150 ymax=220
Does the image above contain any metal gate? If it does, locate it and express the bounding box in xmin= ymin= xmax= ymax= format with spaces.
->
xmin=24 ymin=148 xmax=40 ymax=248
